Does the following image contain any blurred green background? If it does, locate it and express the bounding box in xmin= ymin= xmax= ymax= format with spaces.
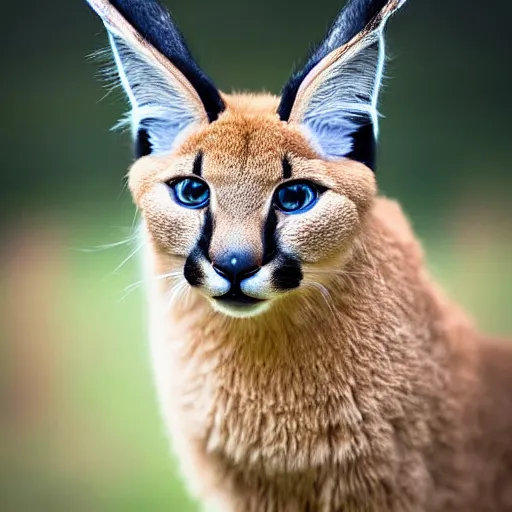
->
xmin=1 ymin=0 xmax=511 ymax=510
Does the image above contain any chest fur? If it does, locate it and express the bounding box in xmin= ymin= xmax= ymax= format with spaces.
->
xmin=150 ymin=308 xmax=433 ymax=477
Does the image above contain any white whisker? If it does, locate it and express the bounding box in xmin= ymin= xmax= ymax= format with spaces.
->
xmin=303 ymin=267 xmax=368 ymax=278
xmin=72 ymin=236 xmax=136 ymax=253
xmin=131 ymin=207 xmax=140 ymax=230
xmin=167 ymin=280 xmax=189 ymax=310
xmin=303 ymin=280 xmax=336 ymax=316
xmin=120 ymin=270 xmax=183 ymax=300
xmin=108 ymin=242 xmax=143 ymax=277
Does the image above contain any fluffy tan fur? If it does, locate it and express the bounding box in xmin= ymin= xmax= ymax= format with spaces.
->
xmin=130 ymin=94 xmax=512 ymax=512
xmin=83 ymin=0 xmax=512 ymax=508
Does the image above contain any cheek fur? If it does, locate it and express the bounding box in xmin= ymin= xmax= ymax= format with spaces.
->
xmin=241 ymin=255 xmax=302 ymax=300
xmin=141 ymin=184 xmax=202 ymax=256
xmin=279 ymin=193 xmax=360 ymax=263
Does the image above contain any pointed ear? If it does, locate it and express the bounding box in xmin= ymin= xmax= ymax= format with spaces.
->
xmin=277 ymin=0 xmax=407 ymax=170
xmin=86 ymin=0 xmax=225 ymax=157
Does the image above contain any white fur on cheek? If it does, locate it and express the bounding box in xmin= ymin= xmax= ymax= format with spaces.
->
xmin=198 ymin=258 xmax=231 ymax=297
xmin=240 ymin=263 xmax=281 ymax=300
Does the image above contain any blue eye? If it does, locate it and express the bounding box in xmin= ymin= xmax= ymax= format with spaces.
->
xmin=274 ymin=181 xmax=320 ymax=214
xmin=171 ymin=178 xmax=210 ymax=209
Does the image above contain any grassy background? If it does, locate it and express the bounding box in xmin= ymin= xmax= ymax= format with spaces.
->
xmin=2 ymin=210 xmax=510 ymax=512
xmin=2 ymin=0 xmax=512 ymax=510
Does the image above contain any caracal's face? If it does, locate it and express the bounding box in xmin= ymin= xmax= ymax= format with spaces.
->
xmin=129 ymin=95 xmax=376 ymax=318
xmin=85 ymin=0 xmax=398 ymax=317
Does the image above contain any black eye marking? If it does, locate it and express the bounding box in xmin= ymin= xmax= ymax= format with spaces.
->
xmin=197 ymin=208 xmax=213 ymax=258
xmin=184 ymin=250 xmax=204 ymax=287
xmin=272 ymin=254 xmax=303 ymax=290
xmin=184 ymin=208 xmax=213 ymax=287
xmin=192 ymin=151 xmax=203 ymax=176
xmin=262 ymin=208 xmax=278 ymax=265
xmin=282 ymin=156 xmax=292 ymax=180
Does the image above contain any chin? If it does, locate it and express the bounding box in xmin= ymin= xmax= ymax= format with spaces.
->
xmin=209 ymin=298 xmax=272 ymax=318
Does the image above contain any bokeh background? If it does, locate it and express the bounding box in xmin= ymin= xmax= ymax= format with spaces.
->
xmin=2 ymin=0 xmax=511 ymax=510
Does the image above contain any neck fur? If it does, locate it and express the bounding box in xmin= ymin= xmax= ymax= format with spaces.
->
xmin=145 ymin=200 xmax=473 ymax=480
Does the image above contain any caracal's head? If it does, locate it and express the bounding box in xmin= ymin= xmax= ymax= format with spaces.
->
xmin=86 ymin=0 xmax=407 ymax=317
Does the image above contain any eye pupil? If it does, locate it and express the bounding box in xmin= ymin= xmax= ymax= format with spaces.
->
xmin=275 ymin=182 xmax=318 ymax=214
xmin=185 ymin=181 xmax=205 ymax=201
xmin=280 ymin=185 xmax=306 ymax=210
xmin=171 ymin=178 xmax=210 ymax=209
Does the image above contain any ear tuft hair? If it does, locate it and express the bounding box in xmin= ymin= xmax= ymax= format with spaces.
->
xmin=108 ymin=0 xmax=224 ymax=122
xmin=278 ymin=0 xmax=388 ymax=121
xmin=277 ymin=0 xmax=407 ymax=170
xmin=86 ymin=0 xmax=224 ymax=157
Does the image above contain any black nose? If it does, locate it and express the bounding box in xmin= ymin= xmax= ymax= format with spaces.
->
xmin=213 ymin=252 xmax=260 ymax=283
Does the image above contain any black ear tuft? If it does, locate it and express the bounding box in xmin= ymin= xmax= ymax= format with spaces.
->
xmin=348 ymin=123 xmax=376 ymax=170
xmin=110 ymin=0 xmax=224 ymax=122
xmin=276 ymin=0 xmax=406 ymax=171
xmin=278 ymin=0 xmax=390 ymax=121
xmin=135 ymin=127 xmax=152 ymax=157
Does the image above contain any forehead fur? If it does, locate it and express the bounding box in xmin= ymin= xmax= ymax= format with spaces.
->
xmin=177 ymin=93 xmax=319 ymax=161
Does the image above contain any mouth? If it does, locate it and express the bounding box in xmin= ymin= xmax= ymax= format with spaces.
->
xmin=212 ymin=289 xmax=269 ymax=317
xmin=215 ymin=288 xmax=264 ymax=305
